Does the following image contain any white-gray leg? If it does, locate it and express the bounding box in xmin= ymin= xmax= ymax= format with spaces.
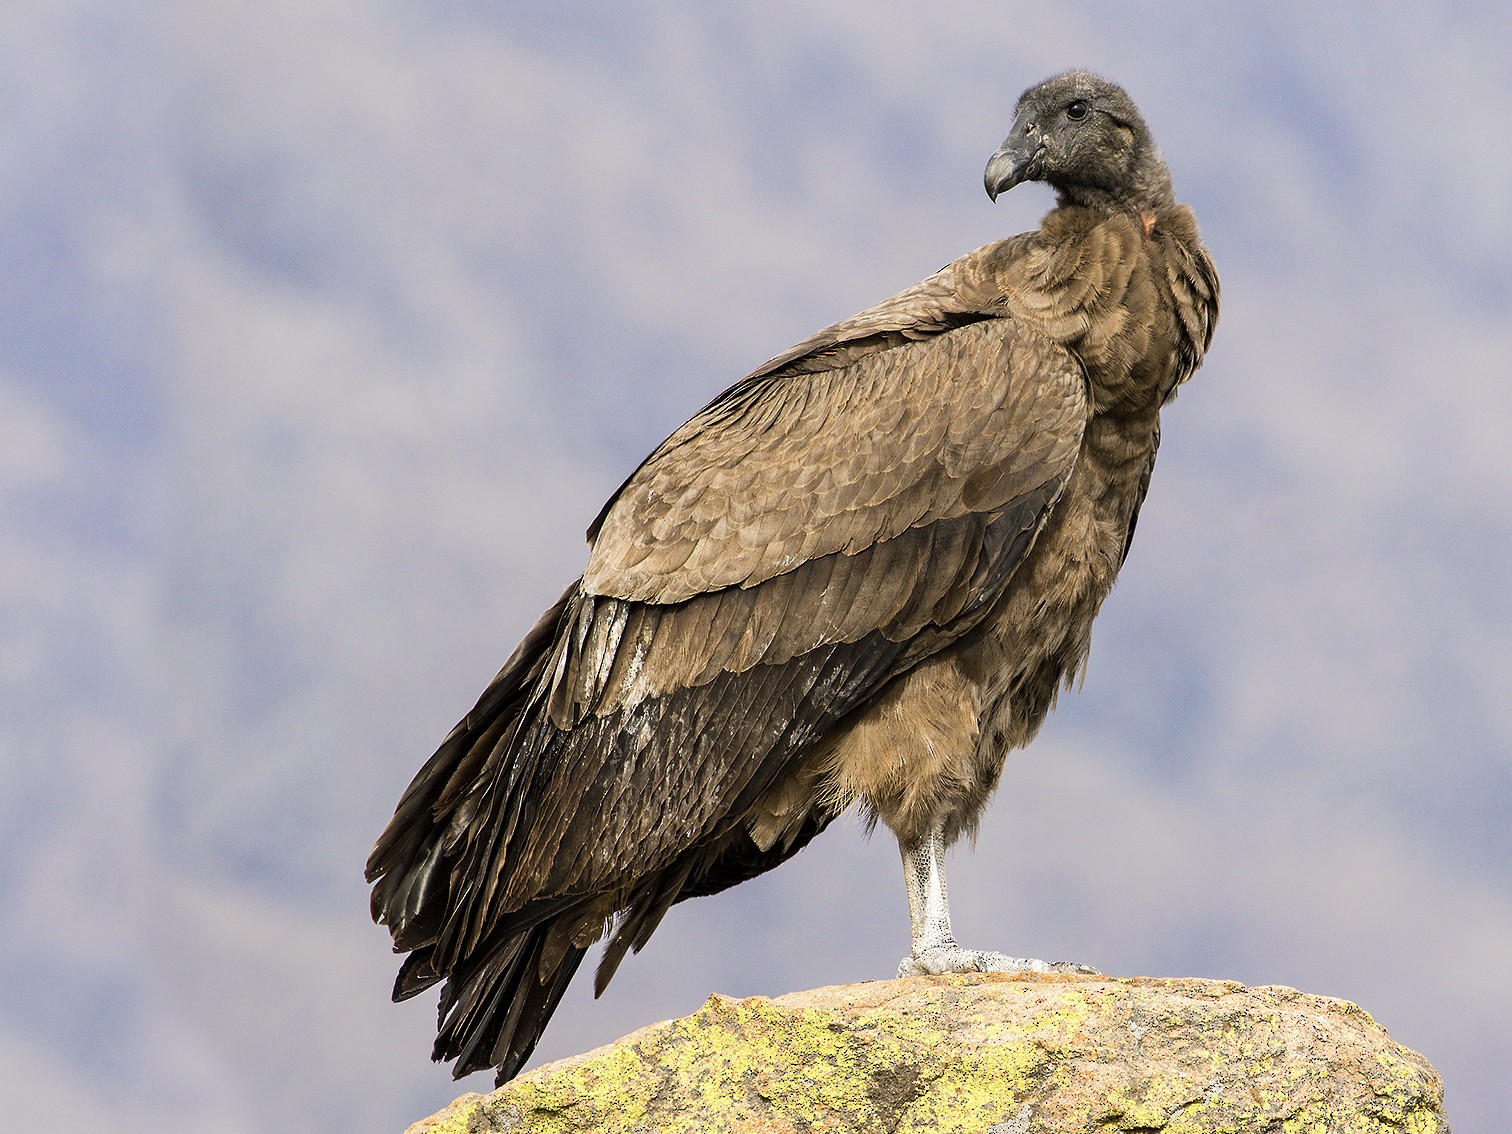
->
xmin=896 ymin=822 xmax=1099 ymax=977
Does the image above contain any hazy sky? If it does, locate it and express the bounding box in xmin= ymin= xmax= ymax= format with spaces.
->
xmin=3 ymin=3 xmax=1509 ymax=1130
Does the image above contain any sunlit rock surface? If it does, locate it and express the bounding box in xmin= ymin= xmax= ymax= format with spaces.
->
xmin=402 ymin=974 xmax=1448 ymax=1133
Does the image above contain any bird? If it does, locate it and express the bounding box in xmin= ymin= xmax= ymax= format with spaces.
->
xmin=366 ymin=69 xmax=1219 ymax=1085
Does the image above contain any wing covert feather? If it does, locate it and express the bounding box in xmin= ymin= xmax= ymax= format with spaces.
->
xmin=583 ymin=249 xmax=1082 ymax=605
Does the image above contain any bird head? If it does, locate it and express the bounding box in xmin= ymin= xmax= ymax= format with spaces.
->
xmin=984 ymin=71 xmax=1175 ymax=215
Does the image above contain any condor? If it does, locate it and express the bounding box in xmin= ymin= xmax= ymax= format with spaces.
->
xmin=367 ymin=70 xmax=1219 ymax=1083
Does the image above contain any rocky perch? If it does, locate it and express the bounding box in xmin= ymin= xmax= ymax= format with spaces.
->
xmin=405 ymin=974 xmax=1448 ymax=1133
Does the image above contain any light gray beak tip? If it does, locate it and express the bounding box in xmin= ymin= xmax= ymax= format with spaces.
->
xmin=983 ymin=143 xmax=1041 ymax=202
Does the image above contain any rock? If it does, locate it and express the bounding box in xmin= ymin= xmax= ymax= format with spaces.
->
xmin=403 ymin=974 xmax=1448 ymax=1133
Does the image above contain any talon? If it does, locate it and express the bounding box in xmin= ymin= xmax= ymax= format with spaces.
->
xmin=898 ymin=946 xmax=1100 ymax=977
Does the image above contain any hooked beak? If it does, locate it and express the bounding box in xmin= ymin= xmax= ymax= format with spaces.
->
xmin=979 ymin=118 xmax=1040 ymax=202
xmin=983 ymin=139 xmax=1044 ymax=202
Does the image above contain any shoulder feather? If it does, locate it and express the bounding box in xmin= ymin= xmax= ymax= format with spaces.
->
xmin=583 ymin=241 xmax=1083 ymax=606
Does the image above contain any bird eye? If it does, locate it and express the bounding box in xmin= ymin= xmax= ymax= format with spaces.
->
xmin=1066 ymin=100 xmax=1089 ymax=121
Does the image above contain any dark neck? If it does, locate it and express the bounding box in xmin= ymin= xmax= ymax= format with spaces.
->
xmin=1052 ymin=157 xmax=1176 ymax=216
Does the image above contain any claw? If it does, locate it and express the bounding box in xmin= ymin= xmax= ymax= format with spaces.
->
xmin=898 ymin=945 xmax=1099 ymax=978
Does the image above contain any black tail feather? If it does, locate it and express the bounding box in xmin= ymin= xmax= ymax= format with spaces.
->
xmin=393 ymin=946 xmax=442 ymax=1002
xmin=433 ymin=918 xmax=589 ymax=1083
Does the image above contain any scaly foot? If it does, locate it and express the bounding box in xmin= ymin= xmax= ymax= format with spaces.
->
xmin=897 ymin=945 xmax=1100 ymax=978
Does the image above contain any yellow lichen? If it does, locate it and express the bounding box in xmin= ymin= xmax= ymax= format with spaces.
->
xmin=409 ymin=977 xmax=1445 ymax=1134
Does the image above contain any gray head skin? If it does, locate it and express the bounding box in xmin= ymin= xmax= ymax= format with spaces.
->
xmin=984 ymin=71 xmax=1175 ymax=215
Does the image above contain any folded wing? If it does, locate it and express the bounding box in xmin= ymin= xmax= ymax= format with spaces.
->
xmin=367 ymin=242 xmax=1089 ymax=1081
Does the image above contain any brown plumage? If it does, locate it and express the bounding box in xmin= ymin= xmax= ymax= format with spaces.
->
xmin=367 ymin=70 xmax=1218 ymax=1084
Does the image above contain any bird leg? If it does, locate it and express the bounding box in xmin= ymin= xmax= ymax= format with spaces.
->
xmin=896 ymin=822 xmax=1099 ymax=978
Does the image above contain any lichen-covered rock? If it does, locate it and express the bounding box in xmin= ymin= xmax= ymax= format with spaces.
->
xmin=403 ymin=975 xmax=1448 ymax=1133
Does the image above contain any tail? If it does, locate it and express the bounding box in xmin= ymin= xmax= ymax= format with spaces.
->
xmin=366 ymin=581 xmax=846 ymax=1082
xmin=400 ymin=912 xmax=590 ymax=1083
xmin=365 ymin=584 xmax=580 ymax=1081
